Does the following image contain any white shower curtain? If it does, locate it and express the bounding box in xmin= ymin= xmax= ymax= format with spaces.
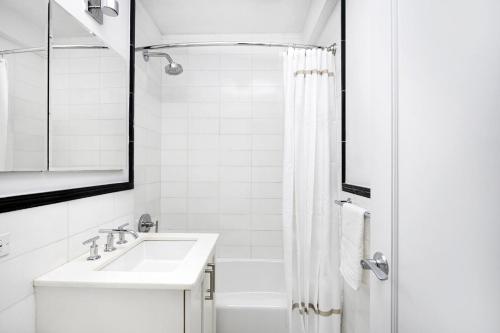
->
xmin=282 ymin=48 xmax=341 ymax=333
xmin=0 ymin=59 xmax=8 ymax=171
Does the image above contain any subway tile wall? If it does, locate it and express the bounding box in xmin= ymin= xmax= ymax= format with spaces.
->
xmin=0 ymin=191 xmax=135 ymax=333
xmin=133 ymin=1 xmax=163 ymax=222
xmin=160 ymin=45 xmax=285 ymax=259
xmin=0 ymin=2 xmax=162 ymax=332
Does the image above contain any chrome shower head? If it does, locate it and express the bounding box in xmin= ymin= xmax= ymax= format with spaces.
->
xmin=165 ymin=62 xmax=183 ymax=75
xmin=142 ymin=50 xmax=183 ymax=76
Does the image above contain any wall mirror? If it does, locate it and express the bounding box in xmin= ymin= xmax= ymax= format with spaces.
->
xmin=0 ymin=0 xmax=49 ymax=172
xmin=0 ymin=0 xmax=134 ymax=212
xmin=341 ymin=0 xmax=371 ymax=198
xmin=49 ymin=2 xmax=129 ymax=171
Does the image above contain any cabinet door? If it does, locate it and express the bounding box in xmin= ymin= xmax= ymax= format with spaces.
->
xmin=203 ymin=262 xmax=216 ymax=333
xmin=185 ymin=282 xmax=203 ymax=333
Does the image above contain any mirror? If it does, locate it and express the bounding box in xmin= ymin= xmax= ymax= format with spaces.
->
xmin=341 ymin=0 xmax=371 ymax=197
xmin=49 ymin=2 xmax=128 ymax=171
xmin=0 ymin=0 xmax=49 ymax=172
xmin=0 ymin=0 xmax=133 ymax=212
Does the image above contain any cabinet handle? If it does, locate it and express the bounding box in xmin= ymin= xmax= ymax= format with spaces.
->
xmin=204 ymin=263 xmax=215 ymax=300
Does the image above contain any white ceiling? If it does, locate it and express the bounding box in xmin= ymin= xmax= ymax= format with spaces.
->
xmin=52 ymin=3 xmax=97 ymax=39
xmin=140 ymin=0 xmax=313 ymax=35
xmin=1 ymin=1 xmax=94 ymax=38
xmin=1 ymin=0 xmax=46 ymax=28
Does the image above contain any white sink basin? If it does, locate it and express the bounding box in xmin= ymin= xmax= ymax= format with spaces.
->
xmin=34 ymin=233 xmax=218 ymax=290
xmin=34 ymin=234 xmax=218 ymax=333
xmin=101 ymin=240 xmax=196 ymax=273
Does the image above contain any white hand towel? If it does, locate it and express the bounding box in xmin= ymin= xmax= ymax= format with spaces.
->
xmin=0 ymin=58 xmax=8 ymax=171
xmin=339 ymin=203 xmax=367 ymax=290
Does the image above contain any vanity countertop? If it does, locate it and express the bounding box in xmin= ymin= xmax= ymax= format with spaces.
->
xmin=34 ymin=233 xmax=218 ymax=290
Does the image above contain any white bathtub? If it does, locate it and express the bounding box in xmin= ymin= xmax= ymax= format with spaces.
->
xmin=215 ymin=259 xmax=288 ymax=333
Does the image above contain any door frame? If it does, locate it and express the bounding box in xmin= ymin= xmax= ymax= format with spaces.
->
xmin=366 ymin=0 xmax=399 ymax=332
xmin=390 ymin=0 xmax=399 ymax=330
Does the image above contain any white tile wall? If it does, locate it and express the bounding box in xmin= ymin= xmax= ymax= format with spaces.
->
xmin=160 ymin=44 xmax=285 ymax=259
xmin=133 ymin=0 xmax=163 ymax=222
xmin=0 ymin=2 xmax=162 ymax=332
xmin=0 ymin=191 xmax=135 ymax=332
xmin=0 ymin=295 xmax=35 ymax=333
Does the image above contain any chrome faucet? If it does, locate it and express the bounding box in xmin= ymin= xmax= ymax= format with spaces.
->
xmin=98 ymin=229 xmax=117 ymax=252
xmin=115 ymin=223 xmax=139 ymax=244
xmin=82 ymin=236 xmax=101 ymax=260
xmin=99 ymin=223 xmax=139 ymax=251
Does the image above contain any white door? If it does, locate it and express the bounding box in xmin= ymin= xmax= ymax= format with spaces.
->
xmin=366 ymin=0 xmax=397 ymax=332
xmin=368 ymin=0 xmax=500 ymax=332
xmin=394 ymin=0 xmax=500 ymax=332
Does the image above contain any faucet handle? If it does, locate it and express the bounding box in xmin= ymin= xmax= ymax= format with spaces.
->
xmin=82 ymin=236 xmax=101 ymax=261
xmin=98 ymin=229 xmax=117 ymax=252
xmin=117 ymin=223 xmax=129 ymax=230
xmin=82 ymin=235 xmax=99 ymax=246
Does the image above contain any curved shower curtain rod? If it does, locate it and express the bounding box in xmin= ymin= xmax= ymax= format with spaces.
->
xmin=1 ymin=42 xmax=337 ymax=56
xmin=0 ymin=44 xmax=108 ymax=56
xmin=136 ymin=41 xmax=337 ymax=54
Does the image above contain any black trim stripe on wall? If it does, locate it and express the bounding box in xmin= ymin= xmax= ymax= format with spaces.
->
xmin=340 ymin=0 xmax=371 ymax=198
xmin=0 ymin=0 xmax=136 ymax=213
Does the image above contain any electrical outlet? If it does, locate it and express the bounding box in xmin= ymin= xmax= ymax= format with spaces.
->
xmin=0 ymin=233 xmax=10 ymax=257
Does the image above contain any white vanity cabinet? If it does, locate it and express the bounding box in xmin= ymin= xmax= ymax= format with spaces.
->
xmin=185 ymin=260 xmax=216 ymax=333
xmin=36 ymin=261 xmax=215 ymax=333
xmin=34 ymin=234 xmax=218 ymax=333
xmin=203 ymin=263 xmax=216 ymax=333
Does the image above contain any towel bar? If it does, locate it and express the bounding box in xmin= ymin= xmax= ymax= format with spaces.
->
xmin=335 ymin=198 xmax=371 ymax=218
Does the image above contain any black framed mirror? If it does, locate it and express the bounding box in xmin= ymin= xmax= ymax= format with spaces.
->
xmin=341 ymin=0 xmax=371 ymax=198
xmin=0 ymin=0 xmax=135 ymax=213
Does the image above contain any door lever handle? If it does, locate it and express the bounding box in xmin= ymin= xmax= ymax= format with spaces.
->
xmin=360 ymin=252 xmax=389 ymax=281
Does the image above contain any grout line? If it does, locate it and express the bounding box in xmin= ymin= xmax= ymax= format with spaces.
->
xmin=159 ymin=50 xmax=284 ymax=249
xmin=0 ymin=293 xmax=34 ymax=315
xmin=0 ymin=236 xmax=68 ymax=266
